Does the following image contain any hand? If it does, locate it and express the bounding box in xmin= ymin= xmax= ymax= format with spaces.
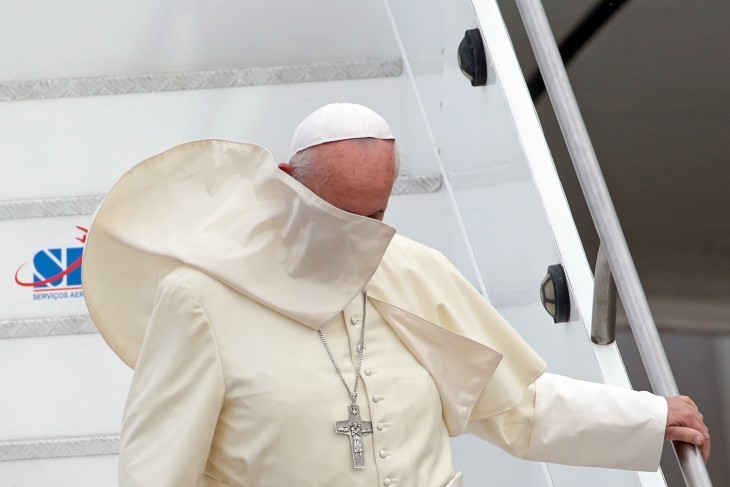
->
xmin=665 ymin=396 xmax=710 ymax=462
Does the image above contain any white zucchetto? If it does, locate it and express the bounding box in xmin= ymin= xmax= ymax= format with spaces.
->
xmin=290 ymin=102 xmax=395 ymax=157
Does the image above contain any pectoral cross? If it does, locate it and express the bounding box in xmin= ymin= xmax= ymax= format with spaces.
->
xmin=335 ymin=404 xmax=373 ymax=469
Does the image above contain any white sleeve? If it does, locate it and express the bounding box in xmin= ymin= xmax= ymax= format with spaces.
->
xmin=468 ymin=373 xmax=667 ymax=471
xmin=118 ymin=272 xmax=225 ymax=486
xmin=528 ymin=373 xmax=667 ymax=470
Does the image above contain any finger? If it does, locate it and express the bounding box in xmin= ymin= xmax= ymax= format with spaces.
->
xmin=665 ymin=426 xmax=704 ymax=445
xmin=687 ymin=412 xmax=710 ymax=438
xmin=700 ymin=421 xmax=710 ymax=439
xmin=701 ymin=436 xmax=711 ymax=463
xmin=687 ymin=417 xmax=707 ymax=434
xmin=670 ymin=428 xmax=711 ymax=463
xmin=690 ymin=412 xmax=710 ymax=439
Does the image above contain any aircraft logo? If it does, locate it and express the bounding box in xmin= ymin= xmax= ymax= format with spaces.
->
xmin=14 ymin=226 xmax=88 ymax=300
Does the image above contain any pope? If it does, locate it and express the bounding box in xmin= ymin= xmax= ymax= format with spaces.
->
xmin=82 ymin=103 xmax=709 ymax=487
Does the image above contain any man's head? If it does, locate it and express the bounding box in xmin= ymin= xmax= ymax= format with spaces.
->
xmin=279 ymin=103 xmax=397 ymax=221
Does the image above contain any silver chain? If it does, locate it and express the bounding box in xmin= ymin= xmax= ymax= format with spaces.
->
xmin=318 ymin=286 xmax=368 ymax=405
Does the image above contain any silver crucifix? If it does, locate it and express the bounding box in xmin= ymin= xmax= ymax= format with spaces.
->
xmin=335 ymin=404 xmax=373 ymax=468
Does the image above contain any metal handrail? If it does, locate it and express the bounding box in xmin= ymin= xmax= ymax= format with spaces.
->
xmin=513 ymin=0 xmax=712 ymax=485
xmin=591 ymin=245 xmax=617 ymax=345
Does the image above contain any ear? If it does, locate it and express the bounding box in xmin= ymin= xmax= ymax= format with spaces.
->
xmin=278 ymin=162 xmax=294 ymax=176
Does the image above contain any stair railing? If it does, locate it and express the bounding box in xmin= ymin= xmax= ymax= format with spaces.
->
xmin=512 ymin=0 xmax=712 ymax=484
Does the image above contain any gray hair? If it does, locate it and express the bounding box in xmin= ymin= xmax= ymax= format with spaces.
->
xmin=288 ymin=138 xmax=400 ymax=184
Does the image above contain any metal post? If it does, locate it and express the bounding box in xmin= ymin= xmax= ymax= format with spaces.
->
xmin=591 ymin=245 xmax=617 ymax=345
xmin=513 ymin=0 xmax=712 ymax=484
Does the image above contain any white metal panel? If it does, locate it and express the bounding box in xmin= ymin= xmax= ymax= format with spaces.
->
xmin=0 ymin=455 xmax=118 ymax=487
xmin=0 ymin=0 xmax=401 ymax=82
xmin=0 ymin=78 xmax=403 ymax=201
xmin=0 ymin=334 xmax=130 ymax=440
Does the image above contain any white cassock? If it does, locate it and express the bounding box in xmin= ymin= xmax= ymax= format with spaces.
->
xmin=82 ymin=141 xmax=667 ymax=487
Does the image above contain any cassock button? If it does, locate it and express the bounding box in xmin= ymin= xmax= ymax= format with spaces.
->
xmin=364 ymin=368 xmax=376 ymax=376
xmin=350 ymin=316 xmax=361 ymax=326
xmin=377 ymin=422 xmax=390 ymax=431
xmin=372 ymin=394 xmax=385 ymax=403
xmin=379 ymin=449 xmax=392 ymax=458
xmin=383 ymin=478 xmax=398 ymax=486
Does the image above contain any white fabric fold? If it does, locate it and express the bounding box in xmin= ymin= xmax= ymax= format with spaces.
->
xmin=369 ymin=234 xmax=546 ymax=421
xmin=369 ymin=297 xmax=503 ymax=436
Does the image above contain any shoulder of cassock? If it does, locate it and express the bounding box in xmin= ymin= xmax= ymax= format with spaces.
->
xmin=368 ymin=234 xmax=546 ymax=435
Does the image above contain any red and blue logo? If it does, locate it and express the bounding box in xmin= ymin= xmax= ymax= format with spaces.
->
xmin=14 ymin=226 xmax=87 ymax=300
